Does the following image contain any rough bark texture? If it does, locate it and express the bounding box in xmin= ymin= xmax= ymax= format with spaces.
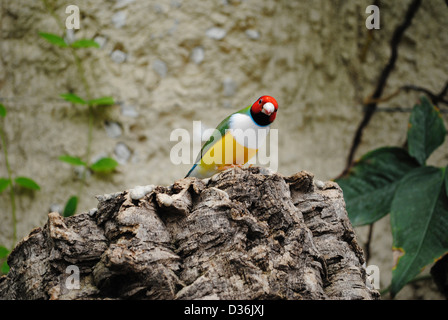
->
xmin=0 ymin=167 xmax=379 ymax=300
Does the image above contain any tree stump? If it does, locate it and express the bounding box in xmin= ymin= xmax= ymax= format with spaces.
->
xmin=0 ymin=167 xmax=379 ymax=300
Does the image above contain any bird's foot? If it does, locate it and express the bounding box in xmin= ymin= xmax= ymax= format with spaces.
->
xmin=218 ymin=164 xmax=244 ymax=171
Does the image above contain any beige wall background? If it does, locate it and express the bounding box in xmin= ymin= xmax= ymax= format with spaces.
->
xmin=1 ymin=0 xmax=447 ymax=299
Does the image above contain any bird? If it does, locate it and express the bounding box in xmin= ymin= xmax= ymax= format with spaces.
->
xmin=186 ymin=95 xmax=278 ymax=179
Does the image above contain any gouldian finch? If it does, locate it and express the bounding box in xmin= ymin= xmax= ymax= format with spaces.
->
xmin=186 ymin=95 xmax=278 ymax=179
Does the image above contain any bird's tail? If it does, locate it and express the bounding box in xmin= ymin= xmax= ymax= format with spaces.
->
xmin=185 ymin=163 xmax=198 ymax=178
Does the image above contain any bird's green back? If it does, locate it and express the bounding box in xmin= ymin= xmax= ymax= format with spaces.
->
xmin=193 ymin=105 xmax=251 ymax=164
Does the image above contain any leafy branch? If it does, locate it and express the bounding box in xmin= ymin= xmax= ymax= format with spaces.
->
xmin=58 ymin=94 xmax=118 ymax=179
xmin=336 ymin=0 xmax=448 ymax=298
xmin=0 ymin=104 xmax=41 ymax=274
xmin=336 ymin=96 xmax=448 ymax=297
xmin=39 ymin=1 xmax=117 ymax=216
xmin=341 ymin=0 xmax=422 ymax=178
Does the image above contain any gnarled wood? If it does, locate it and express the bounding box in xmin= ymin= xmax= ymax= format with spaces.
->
xmin=0 ymin=167 xmax=379 ymax=300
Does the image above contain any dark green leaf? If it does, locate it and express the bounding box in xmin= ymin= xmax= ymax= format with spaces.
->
xmin=0 ymin=246 xmax=10 ymax=274
xmin=0 ymin=104 xmax=6 ymax=117
xmin=335 ymin=147 xmax=420 ymax=226
xmin=59 ymin=155 xmax=87 ymax=167
xmin=0 ymin=178 xmax=11 ymax=193
xmin=407 ymin=96 xmax=446 ymax=165
xmin=87 ymin=97 xmax=115 ymax=106
xmin=1 ymin=261 xmax=9 ymax=275
xmin=38 ymin=32 xmax=68 ymax=48
xmin=14 ymin=177 xmax=40 ymax=191
xmin=60 ymin=93 xmax=87 ymax=105
xmin=0 ymin=246 xmax=9 ymax=259
xmin=390 ymin=166 xmax=448 ymax=297
xmin=63 ymin=196 xmax=78 ymax=217
xmin=70 ymin=39 xmax=100 ymax=49
xmin=90 ymin=157 xmax=118 ymax=172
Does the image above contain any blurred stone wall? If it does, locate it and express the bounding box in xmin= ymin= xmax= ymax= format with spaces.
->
xmin=0 ymin=0 xmax=447 ymax=299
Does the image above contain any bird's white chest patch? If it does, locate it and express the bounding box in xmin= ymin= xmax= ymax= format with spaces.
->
xmin=228 ymin=113 xmax=270 ymax=149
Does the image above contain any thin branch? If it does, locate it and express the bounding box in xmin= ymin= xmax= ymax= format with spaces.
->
xmin=41 ymin=0 xmax=95 ymax=200
xmin=365 ymin=81 xmax=448 ymax=109
xmin=363 ymin=88 xmax=401 ymax=105
xmin=401 ymin=82 xmax=448 ymax=106
xmin=0 ymin=122 xmax=17 ymax=247
xmin=379 ymin=274 xmax=433 ymax=297
xmin=438 ymin=81 xmax=448 ymax=99
xmin=364 ymin=224 xmax=374 ymax=263
xmin=340 ymin=0 xmax=422 ymax=178
xmin=359 ymin=0 xmax=381 ymax=62
xmin=375 ymin=107 xmax=413 ymax=113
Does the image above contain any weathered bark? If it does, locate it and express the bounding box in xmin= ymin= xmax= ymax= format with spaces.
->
xmin=0 ymin=167 xmax=379 ymax=300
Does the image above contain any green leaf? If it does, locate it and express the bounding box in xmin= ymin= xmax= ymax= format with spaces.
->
xmin=0 ymin=246 xmax=10 ymax=274
xmin=38 ymin=32 xmax=68 ymax=48
xmin=335 ymin=147 xmax=420 ymax=226
xmin=63 ymin=196 xmax=78 ymax=217
xmin=60 ymin=93 xmax=87 ymax=105
xmin=0 ymin=104 xmax=6 ymax=117
xmin=1 ymin=260 xmax=9 ymax=275
xmin=87 ymin=97 xmax=115 ymax=106
xmin=407 ymin=96 xmax=446 ymax=166
xmin=14 ymin=177 xmax=40 ymax=191
xmin=90 ymin=157 xmax=118 ymax=172
xmin=390 ymin=166 xmax=448 ymax=297
xmin=59 ymin=155 xmax=87 ymax=167
xmin=70 ymin=39 xmax=100 ymax=49
xmin=0 ymin=246 xmax=9 ymax=259
xmin=0 ymin=178 xmax=11 ymax=193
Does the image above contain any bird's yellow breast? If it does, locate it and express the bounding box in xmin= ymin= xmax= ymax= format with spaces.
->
xmin=199 ymin=131 xmax=258 ymax=171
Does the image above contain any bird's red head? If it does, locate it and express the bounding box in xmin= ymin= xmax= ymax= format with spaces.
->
xmin=250 ymin=95 xmax=279 ymax=126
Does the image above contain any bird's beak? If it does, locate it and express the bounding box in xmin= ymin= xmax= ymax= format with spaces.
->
xmin=261 ymin=102 xmax=275 ymax=116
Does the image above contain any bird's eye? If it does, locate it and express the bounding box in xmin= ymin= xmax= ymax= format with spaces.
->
xmin=259 ymin=100 xmax=262 ymax=104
